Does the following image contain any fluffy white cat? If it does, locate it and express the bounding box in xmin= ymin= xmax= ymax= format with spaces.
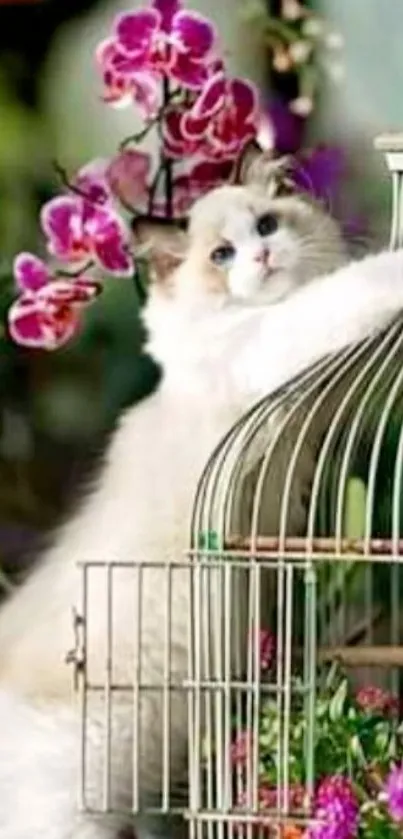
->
xmin=0 ymin=152 xmax=403 ymax=839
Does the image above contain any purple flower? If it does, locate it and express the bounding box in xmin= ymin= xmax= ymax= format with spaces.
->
xmin=40 ymin=195 xmax=134 ymax=277
xmin=8 ymin=253 xmax=100 ymax=350
xmin=385 ymin=764 xmax=403 ymax=823
xmin=309 ymin=776 xmax=359 ymax=839
xmin=267 ymin=97 xmax=305 ymax=155
xmin=292 ymin=145 xmax=345 ymax=203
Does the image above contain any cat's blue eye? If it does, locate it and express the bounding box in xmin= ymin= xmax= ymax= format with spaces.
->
xmin=256 ymin=213 xmax=278 ymax=237
xmin=210 ymin=243 xmax=236 ymax=267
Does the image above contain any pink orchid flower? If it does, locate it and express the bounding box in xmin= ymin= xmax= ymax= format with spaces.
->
xmin=74 ymin=159 xmax=114 ymax=206
xmin=74 ymin=151 xmax=151 ymax=212
xmin=8 ymin=253 xmax=100 ymax=350
xmin=96 ymin=38 xmax=161 ymax=116
xmin=112 ymin=5 xmax=216 ymax=90
xmin=40 ymin=195 xmax=134 ymax=277
xmin=96 ymin=38 xmax=162 ymax=118
xmin=181 ymin=71 xmax=260 ymax=159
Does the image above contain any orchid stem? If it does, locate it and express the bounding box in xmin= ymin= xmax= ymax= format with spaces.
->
xmin=162 ymin=76 xmax=173 ymax=219
xmin=147 ymin=162 xmax=165 ymax=215
xmin=56 ymin=261 xmax=94 ymax=279
xmin=53 ymin=161 xmax=96 ymax=204
xmin=119 ymin=88 xmax=182 ymax=152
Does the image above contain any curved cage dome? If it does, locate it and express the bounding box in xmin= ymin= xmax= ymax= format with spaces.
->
xmin=186 ymin=134 xmax=403 ymax=834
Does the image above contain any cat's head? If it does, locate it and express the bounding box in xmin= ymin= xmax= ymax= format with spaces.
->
xmin=133 ymin=145 xmax=346 ymax=313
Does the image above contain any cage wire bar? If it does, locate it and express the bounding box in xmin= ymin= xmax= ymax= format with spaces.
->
xmin=73 ymin=134 xmax=403 ymax=837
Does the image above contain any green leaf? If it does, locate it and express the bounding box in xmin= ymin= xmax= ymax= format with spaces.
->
xmin=325 ymin=661 xmax=342 ymax=691
xmin=349 ymin=734 xmax=365 ymax=764
xmin=375 ymin=727 xmax=390 ymax=755
xmin=315 ymin=699 xmax=329 ymax=719
xmin=387 ymin=733 xmax=398 ymax=759
xmin=329 ymin=678 xmax=348 ymax=721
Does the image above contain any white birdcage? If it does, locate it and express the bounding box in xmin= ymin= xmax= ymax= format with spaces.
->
xmin=74 ymin=134 xmax=403 ymax=838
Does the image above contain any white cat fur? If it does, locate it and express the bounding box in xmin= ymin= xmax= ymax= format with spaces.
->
xmin=1 ymin=180 xmax=403 ymax=839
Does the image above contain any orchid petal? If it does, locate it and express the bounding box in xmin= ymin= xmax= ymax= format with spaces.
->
xmin=172 ymin=10 xmax=216 ymax=59
xmin=189 ymin=159 xmax=234 ymax=189
xmin=169 ymin=52 xmax=209 ymax=89
xmin=8 ymin=298 xmax=51 ymax=348
xmin=116 ymin=9 xmax=160 ymax=56
xmin=105 ymin=89 xmax=134 ymax=109
xmin=94 ymin=238 xmax=134 ymax=277
xmin=38 ymin=278 xmax=101 ymax=306
xmin=162 ymin=107 xmax=187 ymax=152
xmin=180 ymin=112 xmax=210 ymax=141
xmin=152 ymin=0 xmax=181 ymax=31
xmin=106 ymin=149 xmax=151 ymax=207
xmin=13 ymin=253 xmax=51 ymax=294
xmin=40 ymin=196 xmax=81 ymax=260
xmin=110 ymin=48 xmax=146 ymax=75
xmin=132 ymin=70 xmax=162 ymax=118
xmin=95 ymin=38 xmax=117 ymax=71
xmin=8 ymin=297 xmax=78 ymax=350
xmin=75 ymin=159 xmax=112 ymax=206
xmin=229 ymin=77 xmax=259 ymax=122
xmin=189 ymin=71 xmax=226 ymax=118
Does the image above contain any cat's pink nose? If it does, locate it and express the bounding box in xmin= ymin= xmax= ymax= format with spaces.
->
xmin=254 ymin=247 xmax=270 ymax=264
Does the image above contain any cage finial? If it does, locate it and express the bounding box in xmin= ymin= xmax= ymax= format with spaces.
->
xmin=375 ymin=132 xmax=403 ymax=249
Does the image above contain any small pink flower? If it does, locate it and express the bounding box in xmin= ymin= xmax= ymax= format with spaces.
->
xmin=230 ymin=731 xmax=251 ymax=767
xmin=40 ymin=195 xmax=134 ymax=277
xmin=106 ymin=149 xmax=151 ymax=208
xmin=8 ymin=253 xmax=100 ymax=350
xmin=251 ymin=629 xmax=275 ymax=671
xmin=96 ymin=38 xmax=161 ymax=118
xmin=356 ymin=685 xmax=399 ymax=716
xmin=112 ymin=5 xmax=216 ymax=90
xmin=181 ymin=71 xmax=260 ymax=159
xmin=237 ymin=783 xmax=305 ymax=814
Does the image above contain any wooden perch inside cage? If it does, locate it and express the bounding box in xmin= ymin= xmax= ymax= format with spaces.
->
xmin=225 ymin=536 xmax=403 ymax=558
xmin=317 ymin=645 xmax=403 ymax=668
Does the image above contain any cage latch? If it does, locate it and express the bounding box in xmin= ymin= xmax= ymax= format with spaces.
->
xmin=65 ymin=607 xmax=86 ymax=691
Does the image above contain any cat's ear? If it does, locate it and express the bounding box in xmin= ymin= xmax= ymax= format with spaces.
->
xmin=236 ymin=140 xmax=294 ymax=197
xmin=132 ymin=216 xmax=189 ymax=284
